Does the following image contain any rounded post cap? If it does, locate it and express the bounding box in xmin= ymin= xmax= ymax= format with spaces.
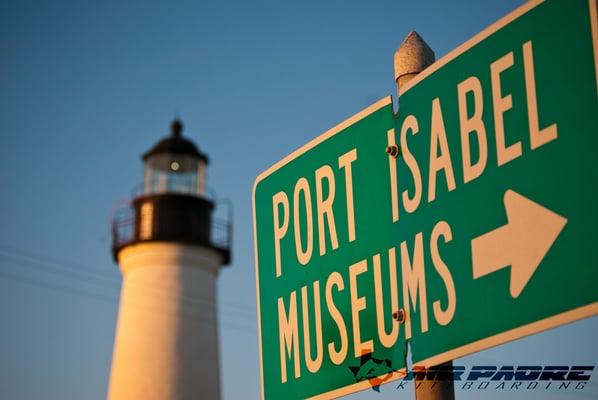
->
xmin=394 ymin=31 xmax=435 ymax=83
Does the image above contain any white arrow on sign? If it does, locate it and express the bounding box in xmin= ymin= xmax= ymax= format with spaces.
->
xmin=471 ymin=190 xmax=567 ymax=298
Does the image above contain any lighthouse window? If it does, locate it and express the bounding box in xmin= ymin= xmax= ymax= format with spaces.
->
xmin=139 ymin=202 xmax=153 ymax=240
xmin=144 ymin=154 xmax=205 ymax=197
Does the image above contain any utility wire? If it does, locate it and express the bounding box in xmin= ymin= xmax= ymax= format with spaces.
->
xmin=0 ymin=269 xmax=116 ymax=305
xmin=0 ymin=244 xmax=257 ymax=318
xmin=0 ymin=252 xmax=120 ymax=290
xmin=0 ymin=254 xmax=256 ymax=327
xmin=0 ymin=252 xmax=255 ymax=323
xmin=0 ymin=268 xmax=256 ymax=335
xmin=0 ymin=243 xmax=114 ymax=278
xmin=0 ymin=244 xmax=258 ymax=332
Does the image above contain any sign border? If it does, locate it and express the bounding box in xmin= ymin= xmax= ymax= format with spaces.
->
xmin=252 ymin=0 xmax=598 ymax=398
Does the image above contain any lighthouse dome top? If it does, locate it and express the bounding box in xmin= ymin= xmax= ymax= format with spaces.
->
xmin=142 ymin=119 xmax=208 ymax=164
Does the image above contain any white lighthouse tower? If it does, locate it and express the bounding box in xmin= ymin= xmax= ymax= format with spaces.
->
xmin=108 ymin=119 xmax=230 ymax=400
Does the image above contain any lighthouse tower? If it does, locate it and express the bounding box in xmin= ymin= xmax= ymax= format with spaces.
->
xmin=108 ymin=119 xmax=230 ymax=400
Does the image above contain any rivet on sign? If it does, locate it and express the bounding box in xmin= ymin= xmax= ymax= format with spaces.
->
xmin=392 ymin=309 xmax=406 ymax=324
xmin=386 ymin=145 xmax=401 ymax=158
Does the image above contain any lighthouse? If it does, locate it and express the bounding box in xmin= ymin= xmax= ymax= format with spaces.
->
xmin=108 ymin=119 xmax=231 ymax=400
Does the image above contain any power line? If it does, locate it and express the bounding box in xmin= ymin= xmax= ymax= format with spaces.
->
xmin=0 ymin=269 xmax=116 ymax=305
xmin=0 ymin=252 xmax=121 ymax=290
xmin=0 ymin=243 xmax=114 ymax=278
xmin=0 ymin=254 xmax=256 ymax=328
xmin=0 ymin=243 xmax=257 ymax=318
xmin=0 ymin=252 xmax=255 ymax=322
xmin=0 ymin=268 xmax=256 ymax=335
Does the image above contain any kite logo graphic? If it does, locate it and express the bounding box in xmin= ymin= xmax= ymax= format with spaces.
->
xmin=349 ymin=351 xmax=396 ymax=392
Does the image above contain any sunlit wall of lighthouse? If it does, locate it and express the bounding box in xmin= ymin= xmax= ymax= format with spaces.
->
xmin=108 ymin=120 xmax=231 ymax=400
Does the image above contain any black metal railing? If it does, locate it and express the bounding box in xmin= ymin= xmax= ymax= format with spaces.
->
xmin=112 ymin=207 xmax=232 ymax=250
xmin=111 ymin=203 xmax=232 ymax=253
xmin=211 ymin=218 xmax=232 ymax=251
xmin=112 ymin=206 xmax=135 ymax=248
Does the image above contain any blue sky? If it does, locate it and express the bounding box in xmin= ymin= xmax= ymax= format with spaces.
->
xmin=0 ymin=0 xmax=596 ymax=399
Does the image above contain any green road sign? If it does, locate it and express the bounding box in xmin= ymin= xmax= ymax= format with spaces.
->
xmin=252 ymin=0 xmax=598 ymax=398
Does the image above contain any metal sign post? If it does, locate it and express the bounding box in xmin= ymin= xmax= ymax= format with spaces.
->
xmin=395 ymin=30 xmax=455 ymax=400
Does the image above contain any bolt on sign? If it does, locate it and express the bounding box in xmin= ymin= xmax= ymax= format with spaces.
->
xmin=252 ymin=0 xmax=598 ymax=398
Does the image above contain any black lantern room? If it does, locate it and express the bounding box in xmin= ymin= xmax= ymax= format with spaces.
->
xmin=112 ymin=119 xmax=231 ymax=264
